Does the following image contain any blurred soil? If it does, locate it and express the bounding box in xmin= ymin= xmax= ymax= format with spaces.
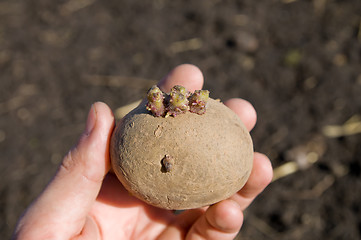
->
xmin=1 ymin=0 xmax=361 ymax=239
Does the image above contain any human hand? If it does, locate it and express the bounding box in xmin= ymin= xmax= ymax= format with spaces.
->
xmin=13 ymin=64 xmax=273 ymax=240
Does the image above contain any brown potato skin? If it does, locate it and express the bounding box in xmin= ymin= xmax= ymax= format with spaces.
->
xmin=110 ymin=98 xmax=253 ymax=210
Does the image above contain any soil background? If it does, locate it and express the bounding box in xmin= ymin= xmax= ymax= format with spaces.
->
xmin=1 ymin=0 xmax=361 ymax=239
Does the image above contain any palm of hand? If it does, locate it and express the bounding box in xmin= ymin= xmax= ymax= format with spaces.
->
xmin=91 ymin=174 xmax=177 ymax=239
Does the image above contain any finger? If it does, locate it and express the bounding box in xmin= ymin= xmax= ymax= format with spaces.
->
xmin=157 ymin=209 xmax=205 ymax=240
xmin=158 ymin=64 xmax=204 ymax=93
xmin=230 ymin=153 xmax=273 ymax=210
xmin=15 ymin=102 xmax=114 ymax=239
xmin=185 ymin=200 xmax=243 ymax=240
xmin=224 ymin=98 xmax=257 ymax=131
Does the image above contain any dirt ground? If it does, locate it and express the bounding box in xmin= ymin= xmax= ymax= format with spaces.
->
xmin=1 ymin=0 xmax=361 ymax=239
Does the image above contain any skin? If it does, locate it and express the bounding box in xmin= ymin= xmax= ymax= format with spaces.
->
xmin=13 ymin=64 xmax=273 ymax=240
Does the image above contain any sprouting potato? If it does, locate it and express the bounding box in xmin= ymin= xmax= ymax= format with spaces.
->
xmin=110 ymin=85 xmax=253 ymax=210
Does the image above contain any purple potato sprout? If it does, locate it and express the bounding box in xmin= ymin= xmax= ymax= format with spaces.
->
xmin=165 ymin=85 xmax=190 ymax=117
xmin=189 ymin=90 xmax=209 ymax=115
xmin=145 ymin=85 xmax=210 ymax=117
xmin=146 ymin=85 xmax=165 ymax=117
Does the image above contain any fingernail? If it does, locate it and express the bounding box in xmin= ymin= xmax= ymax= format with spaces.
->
xmin=85 ymin=104 xmax=97 ymax=135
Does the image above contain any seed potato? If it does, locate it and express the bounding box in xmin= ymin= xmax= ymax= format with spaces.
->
xmin=110 ymin=96 xmax=254 ymax=210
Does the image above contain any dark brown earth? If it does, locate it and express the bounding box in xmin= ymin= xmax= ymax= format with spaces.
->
xmin=1 ymin=0 xmax=361 ymax=239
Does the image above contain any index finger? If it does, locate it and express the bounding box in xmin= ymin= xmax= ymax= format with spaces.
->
xmin=158 ymin=64 xmax=204 ymax=93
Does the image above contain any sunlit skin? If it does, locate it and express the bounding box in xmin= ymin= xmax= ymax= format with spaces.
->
xmin=13 ymin=64 xmax=273 ymax=240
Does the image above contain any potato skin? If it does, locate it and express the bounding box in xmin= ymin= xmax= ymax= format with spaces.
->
xmin=110 ymin=98 xmax=253 ymax=210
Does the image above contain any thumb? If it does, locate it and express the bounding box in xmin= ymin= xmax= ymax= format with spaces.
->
xmin=15 ymin=102 xmax=114 ymax=239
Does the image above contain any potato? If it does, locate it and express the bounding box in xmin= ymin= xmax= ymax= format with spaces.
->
xmin=110 ymin=86 xmax=253 ymax=210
